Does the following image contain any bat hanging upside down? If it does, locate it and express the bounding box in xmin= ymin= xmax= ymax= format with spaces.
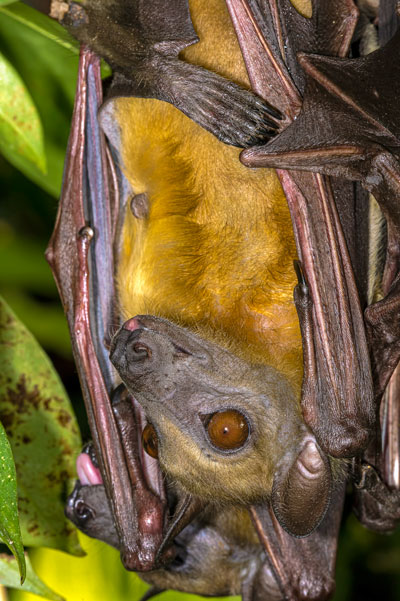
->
xmin=43 ymin=0 xmax=400 ymax=599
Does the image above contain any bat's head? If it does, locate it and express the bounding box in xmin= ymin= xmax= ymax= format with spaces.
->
xmin=110 ymin=315 xmax=331 ymax=536
xmin=65 ymin=481 xmax=120 ymax=548
xmin=65 ymin=444 xmax=281 ymax=597
xmin=65 ymin=445 xmax=119 ymax=549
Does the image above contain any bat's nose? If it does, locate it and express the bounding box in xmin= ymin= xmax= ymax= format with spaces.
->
xmin=65 ymin=480 xmax=94 ymax=526
xmin=128 ymin=339 xmax=152 ymax=362
xmin=123 ymin=317 xmax=140 ymax=331
xmin=120 ymin=326 xmax=154 ymax=364
xmin=110 ymin=321 xmax=155 ymax=376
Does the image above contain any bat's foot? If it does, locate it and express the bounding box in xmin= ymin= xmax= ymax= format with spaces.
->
xmin=59 ymin=0 xmax=280 ymax=149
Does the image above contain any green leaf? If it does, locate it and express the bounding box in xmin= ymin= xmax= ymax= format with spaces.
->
xmin=0 ymin=290 xmax=71 ymax=359
xmin=0 ymin=4 xmax=78 ymax=54
xmin=8 ymin=533 xmax=242 ymax=601
xmin=0 ymin=423 xmax=25 ymax=583
xmin=0 ymin=297 xmax=83 ymax=556
xmin=0 ymin=3 xmax=79 ymax=196
xmin=0 ymin=0 xmax=18 ymax=6
xmin=0 ymin=3 xmax=111 ymax=195
xmin=0 ymin=52 xmax=46 ymax=173
xmin=0 ymin=223 xmax=71 ymax=357
xmin=0 ymin=553 xmax=63 ymax=601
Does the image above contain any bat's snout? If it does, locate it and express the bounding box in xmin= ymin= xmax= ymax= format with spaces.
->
xmin=111 ymin=325 xmax=156 ymax=368
xmin=66 ymin=444 xmax=104 ymax=529
xmin=110 ymin=316 xmax=194 ymax=386
xmin=65 ymin=480 xmax=95 ymax=526
xmin=65 ymin=480 xmax=120 ymax=549
xmin=110 ymin=319 xmax=152 ymax=375
xmin=65 ymin=444 xmax=120 ymax=549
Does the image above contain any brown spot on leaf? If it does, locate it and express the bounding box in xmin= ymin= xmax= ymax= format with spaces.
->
xmin=60 ymin=442 xmax=73 ymax=456
xmin=27 ymin=523 xmax=39 ymax=534
xmin=1 ymin=412 xmax=14 ymax=430
xmin=6 ymin=374 xmax=52 ymax=414
xmin=57 ymin=410 xmax=72 ymax=427
xmin=63 ymin=522 xmax=77 ymax=537
xmin=46 ymin=469 xmax=70 ymax=485
xmin=0 ymin=313 xmax=15 ymax=330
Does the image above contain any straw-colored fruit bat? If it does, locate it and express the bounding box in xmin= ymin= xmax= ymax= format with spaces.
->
xmin=38 ymin=0 xmax=400 ymax=598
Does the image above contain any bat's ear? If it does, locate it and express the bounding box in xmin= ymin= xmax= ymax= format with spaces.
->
xmin=271 ymin=435 xmax=331 ymax=537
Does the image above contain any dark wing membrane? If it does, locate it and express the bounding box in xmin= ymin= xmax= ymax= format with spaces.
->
xmin=250 ymin=481 xmax=345 ymax=601
xmin=47 ymin=48 xmax=168 ymax=572
xmin=229 ymin=0 xmax=374 ymax=458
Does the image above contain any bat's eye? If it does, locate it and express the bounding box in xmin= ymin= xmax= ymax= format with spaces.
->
xmin=142 ymin=423 xmax=159 ymax=458
xmin=206 ymin=410 xmax=249 ymax=450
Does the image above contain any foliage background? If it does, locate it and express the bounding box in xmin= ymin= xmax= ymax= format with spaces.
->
xmin=0 ymin=2 xmax=399 ymax=600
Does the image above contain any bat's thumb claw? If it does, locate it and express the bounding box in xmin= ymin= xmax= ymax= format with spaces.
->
xmin=271 ymin=436 xmax=332 ymax=537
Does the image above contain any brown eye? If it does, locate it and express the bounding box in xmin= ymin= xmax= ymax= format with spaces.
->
xmin=207 ymin=410 xmax=249 ymax=450
xmin=142 ymin=423 xmax=158 ymax=458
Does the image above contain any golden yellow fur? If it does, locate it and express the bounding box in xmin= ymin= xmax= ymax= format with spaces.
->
xmin=115 ymin=0 xmax=302 ymax=386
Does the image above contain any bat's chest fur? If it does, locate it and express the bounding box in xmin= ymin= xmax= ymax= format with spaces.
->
xmin=115 ymin=0 xmax=302 ymax=386
xmin=116 ymin=97 xmax=301 ymax=383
